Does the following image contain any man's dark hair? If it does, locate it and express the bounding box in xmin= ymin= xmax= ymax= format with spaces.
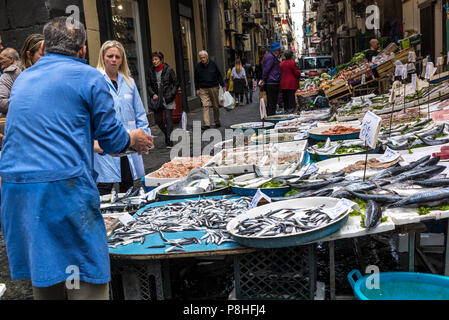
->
xmin=151 ymin=51 xmax=164 ymax=61
xmin=43 ymin=16 xmax=86 ymax=56
xmin=285 ymin=50 xmax=294 ymax=60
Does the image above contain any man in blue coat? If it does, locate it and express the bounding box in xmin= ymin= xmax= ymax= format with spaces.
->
xmin=0 ymin=17 xmax=153 ymax=300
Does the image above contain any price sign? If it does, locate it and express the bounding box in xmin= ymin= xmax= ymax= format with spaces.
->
xmin=377 ymin=147 xmax=401 ymax=163
xmin=359 ymin=111 xmax=382 ymax=149
xmin=437 ymin=56 xmax=444 ymax=67
xmin=249 ymin=189 xmax=272 ymax=209
xmin=425 ymin=62 xmax=435 ymax=79
xmin=408 ymin=51 xmax=416 ymax=63
xmin=361 ymin=74 xmax=366 ymax=85
xmin=324 ymin=198 xmax=357 ymax=220
xmin=294 ymin=132 xmax=308 ymax=140
xmin=118 ymin=213 xmax=135 ymax=226
xmin=395 ymin=64 xmax=403 ymax=77
xmin=402 ymin=65 xmax=408 ymax=80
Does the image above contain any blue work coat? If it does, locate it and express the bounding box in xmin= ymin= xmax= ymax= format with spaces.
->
xmin=0 ymin=53 xmax=130 ymax=287
xmin=93 ymin=72 xmax=150 ymax=183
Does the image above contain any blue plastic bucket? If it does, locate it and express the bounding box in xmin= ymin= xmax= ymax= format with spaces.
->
xmin=348 ymin=270 xmax=449 ymax=300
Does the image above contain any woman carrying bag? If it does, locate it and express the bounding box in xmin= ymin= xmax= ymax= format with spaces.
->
xmin=231 ymin=60 xmax=248 ymax=107
xmin=147 ymin=51 xmax=179 ymax=148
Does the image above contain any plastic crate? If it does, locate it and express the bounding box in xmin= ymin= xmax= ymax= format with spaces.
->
xmin=233 ymin=244 xmax=317 ymax=300
xmin=110 ymin=259 xmax=171 ymax=300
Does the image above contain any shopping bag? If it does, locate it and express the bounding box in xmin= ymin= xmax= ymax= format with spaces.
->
xmin=259 ymin=96 xmax=267 ymax=119
xmin=223 ymin=91 xmax=235 ymax=110
xmin=219 ymin=86 xmax=225 ymax=107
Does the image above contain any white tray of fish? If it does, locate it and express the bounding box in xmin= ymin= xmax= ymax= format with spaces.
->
xmin=249 ymin=132 xmax=305 ymax=144
xmin=315 ymin=154 xmax=387 ymax=177
xmin=203 ymin=140 xmax=307 ymax=175
xmin=226 ymin=197 xmax=356 ymax=248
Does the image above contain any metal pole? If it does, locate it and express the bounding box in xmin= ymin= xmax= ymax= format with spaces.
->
xmin=444 ymin=219 xmax=449 ymax=276
xmin=409 ymin=232 xmax=416 ymax=272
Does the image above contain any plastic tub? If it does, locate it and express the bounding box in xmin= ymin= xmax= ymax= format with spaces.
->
xmin=348 ymin=270 xmax=449 ymax=300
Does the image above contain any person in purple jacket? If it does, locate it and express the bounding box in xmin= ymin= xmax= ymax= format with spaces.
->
xmin=261 ymin=42 xmax=282 ymax=116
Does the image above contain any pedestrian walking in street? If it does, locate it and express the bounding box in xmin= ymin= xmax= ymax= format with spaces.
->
xmin=262 ymin=42 xmax=282 ymax=116
xmin=226 ymin=66 xmax=234 ymax=97
xmin=257 ymin=50 xmax=268 ymax=108
xmin=94 ymin=40 xmax=152 ymax=196
xmin=0 ymin=48 xmax=22 ymax=114
xmin=20 ymin=33 xmax=44 ymax=70
xmin=280 ymin=50 xmax=300 ymax=114
xmin=243 ymin=60 xmax=254 ymax=104
xmin=231 ymin=60 xmax=248 ymax=107
xmin=147 ymin=51 xmax=179 ymax=149
xmin=0 ymin=17 xmax=153 ymax=300
xmin=194 ymin=50 xmax=225 ymax=130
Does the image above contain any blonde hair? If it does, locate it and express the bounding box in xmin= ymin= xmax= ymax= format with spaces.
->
xmin=235 ymin=60 xmax=242 ymax=75
xmin=97 ymin=40 xmax=133 ymax=88
xmin=20 ymin=33 xmax=44 ymax=70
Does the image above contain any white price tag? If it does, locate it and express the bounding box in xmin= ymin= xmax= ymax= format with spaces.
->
xmin=408 ymin=51 xmax=416 ymax=63
xmin=118 ymin=213 xmax=135 ymax=226
xmin=377 ymin=147 xmax=400 ymax=163
xmin=197 ymin=178 xmax=211 ymax=190
xmin=359 ymin=111 xmax=382 ymax=149
xmin=402 ymin=65 xmax=408 ymax=80
xmin=145 ymin=189 xmax=157 ymax=201
xmin=412 ymin=74 xmax=417 ymax=93
xmin=249 ymin=189 xmax=272 ymax=209
xmin=294 ymin=132 xmax=308 ymax=140
xmin=304 ymin=163 xmax=319 ymax=175
xmin=324 ymin=198 xmax=357 ymax=220
xmin=395 ymin=64 xmax=403 ymax=77
xmin=361 ymin=74 xmax=366 ymax=85
xmin=425 ymin=62 xmax=434 ymax=79
xmin=437 ymin=56 xmax=444 ymax=67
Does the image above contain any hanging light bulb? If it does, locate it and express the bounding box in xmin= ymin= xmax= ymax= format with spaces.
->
xmin=118 ymin=4 xmax=123 ymax=10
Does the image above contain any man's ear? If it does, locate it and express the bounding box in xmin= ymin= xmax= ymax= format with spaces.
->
xmin=78 ymin=45 xmax=87 ymax=59
xmin=40 ymin=41 xmax=45 ymax=55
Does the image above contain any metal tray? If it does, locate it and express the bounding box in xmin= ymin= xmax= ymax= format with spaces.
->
xmin=226 ymin=197 xmax=353 ymax=249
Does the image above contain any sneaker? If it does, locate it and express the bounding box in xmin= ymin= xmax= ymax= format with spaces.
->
xmin=201 ymin=125 xmax=211 ymax=131
xmin=214 ymin=123 xmax=221 ymax=128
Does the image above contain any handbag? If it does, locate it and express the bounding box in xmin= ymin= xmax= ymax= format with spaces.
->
xmin=149 ymin=96 xmax=164 ymax=111
xmin=148 ymin=84 xmax=164 ymax=111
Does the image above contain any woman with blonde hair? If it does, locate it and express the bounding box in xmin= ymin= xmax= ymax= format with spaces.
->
xmin=231 ymin=59 xmax=248 ymax=106
xmin=20 ymin=33 xmax=44 ymax=69
xmin=94 ymin=40 xmax=151 ymax=196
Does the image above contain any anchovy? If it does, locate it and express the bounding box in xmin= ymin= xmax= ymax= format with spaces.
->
xmin=108 ymin=196 xmax=253 ymax=249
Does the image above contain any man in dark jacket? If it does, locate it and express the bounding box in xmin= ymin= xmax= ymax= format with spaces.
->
xmin=262 ymin=42 xmax=282 ymax=116
xmin=194 ymin=50 xmax=225 ymax=130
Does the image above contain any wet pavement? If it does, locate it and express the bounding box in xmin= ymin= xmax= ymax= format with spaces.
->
xmin=0 ymin=90 xmax=446 ymax=300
